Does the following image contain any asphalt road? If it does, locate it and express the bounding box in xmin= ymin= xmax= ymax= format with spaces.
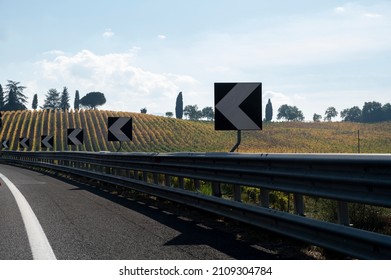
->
xmin=0 ymin=164 xmax=302 ymax=260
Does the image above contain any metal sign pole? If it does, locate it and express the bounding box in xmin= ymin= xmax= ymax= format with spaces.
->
xmin=116 ymin=142 xmax=122 ymax=152
xmin=230 ymin=130 xmax=241 ymax=152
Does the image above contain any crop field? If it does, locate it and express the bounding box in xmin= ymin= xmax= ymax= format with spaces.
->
xmin=2 ymin=109 xmax=391 ymax=236
xmin=1 ymin=109 xmax=391 ymax=154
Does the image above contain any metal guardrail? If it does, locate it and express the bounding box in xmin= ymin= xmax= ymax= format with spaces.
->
xmin=1 ymin=151 xmax=391 ymax=259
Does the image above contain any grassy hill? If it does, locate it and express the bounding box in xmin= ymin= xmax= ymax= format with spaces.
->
xmin=1 ymin=109 xmax=391 ymax=153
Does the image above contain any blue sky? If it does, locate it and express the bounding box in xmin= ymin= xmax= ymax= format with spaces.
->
xmin=1 ymin=0 xmax=390 ymax=120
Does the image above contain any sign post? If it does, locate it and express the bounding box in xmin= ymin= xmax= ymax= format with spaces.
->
xmin=19 ymin=137 xmax=30 ymax=150
xmin=2 ymin=140 xmax=8 ymax=150
xmin=67 ymin=128 xmax=84 ymax=146
xmin=214 ymin=82 xmax=262 ymax=152
xmin=108 ymin=117 xmax=132 ymax=152
xmin=230 ymin=130 xmax=242 ymax=152
xmin=41 ymin=135 xmax=54 ymax=150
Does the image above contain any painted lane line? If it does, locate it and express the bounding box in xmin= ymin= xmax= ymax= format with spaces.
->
xmin=0 ymin=173 xmax=57 ymax=260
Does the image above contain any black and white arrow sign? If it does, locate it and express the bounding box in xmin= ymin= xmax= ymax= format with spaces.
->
xmin=108 ymin=117 xmax=132 ymax=142
xmin=41 ymin=135 xmax=54 ymax=149
xmin=2 ymin=139 xmax=8 ymax=149
xmin=20 ymin=137 xmax=30 ymax=149
xmin=215 ymin=83 xmax=262 ymax=131
xmin=67 ymin=128 xmax=83 ymax=146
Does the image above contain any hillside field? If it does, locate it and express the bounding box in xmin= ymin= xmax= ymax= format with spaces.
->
xmin=1 ymin=109 xmax=391 ymax=154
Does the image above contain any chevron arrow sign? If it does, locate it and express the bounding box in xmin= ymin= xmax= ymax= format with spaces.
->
xmin=67 ymin=128 xmax=83 ymax=146
xmin=2 ymin=139 xmax=8 ymax=149
xmin=108 ymin=117 xmax=132 ymax=142
xmin=41 ymin=135 xmax=54 ymax=149
xmin=20 ymin=137 xmax=30 ymax=149
xmin=215 ymin=82 xmax=262 ymax=130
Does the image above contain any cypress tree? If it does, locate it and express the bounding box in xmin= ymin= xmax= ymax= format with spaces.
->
xmin=32 ymin=94 xmax=38 ymax=109
xmin=175 ymin=91 xmax=183 ymax=119
xmin=74 ymin=90 xmax=80 ymax=110
xmin=265 ymin=98 xmax=273 ymax=121
xmin=0 ymin=84 xmax=4 ymax=109
xmin=60 ymin=86 xmax=70 ymax=111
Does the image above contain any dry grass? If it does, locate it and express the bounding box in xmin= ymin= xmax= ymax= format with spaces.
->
xmin=1 ymin=109 xmax=391 ymax=154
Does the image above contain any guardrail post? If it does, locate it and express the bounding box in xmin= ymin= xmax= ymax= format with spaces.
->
xmin=234 ymin=185 xmax=241 ymax=202
xmin=194 ymin=179 xmax=200 ymax=191
xmin=143 ymin=171 xmax=148 ymax=183
xmin=212 ymin=182 xmax=222 ymax=197
xmin=260 ymin=189 xmax=270 ymax=208
xmin=164 ymin=174 xmax=171 ymax=187
xmin=337 ymin=201 xmax=350 ymax=226
xmin=178 ymin=177 xmax=184 ymax=189
xmin=153 ymin=173 xmax=159 ymax=185
xmin=294 ymin=194 xmax=305 ymax=216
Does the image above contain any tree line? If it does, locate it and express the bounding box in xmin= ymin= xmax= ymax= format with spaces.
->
xmin=5 ymin=80 xmax=388 ymax=124
xmin=164 ymin=93 xmax=391 ymax=124
xmin=314 ymin=102 xmax=391 ymax=123
xmin=264 ymin=98 xmax=305 ymax=122
xmin=0 ymin=80 xmax=106 ymax=112
xmin=265 ymin=99 xmax=391 ymax=123
xmin=164 ymin=91 xmax=214 ymax=121
xmin=340 ymin=101 xmax=391 ymax=123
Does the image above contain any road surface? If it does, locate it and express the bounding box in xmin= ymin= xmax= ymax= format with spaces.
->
xmin=1 ymin=164 xmax=309 ymax=260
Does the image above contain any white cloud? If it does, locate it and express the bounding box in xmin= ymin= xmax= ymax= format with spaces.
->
xmin=35 ymin=49 xmax=199 ymax=113
xmin=334 ymin=6 xmax=345 ymax=14
xmin=42 ymin=50 xmax=66 ymax=56
xmin=20 ymin=2 xmax=391 ymax=120
xmin=102 ymin=28 xmax=114 ymax=38
xmin=333 ymin=3 xmax=385 ymax=19
xmin=180 ymin=3 xmax=391 ymax=73
xmin=263 ymin=91 xmax=291 ymax=113
xmin=364 ymin=13 xmax=383 ymax=19
xmin=293 ymin=94 xmax=306 ymax=100
xmin=262 ymin=91 xmax=313 ymax=119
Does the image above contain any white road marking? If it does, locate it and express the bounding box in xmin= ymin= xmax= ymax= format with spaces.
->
xmin=0 ymin=173 xmax=57 ymax=260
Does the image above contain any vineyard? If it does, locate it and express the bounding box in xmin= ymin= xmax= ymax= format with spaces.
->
xmin=1 ymin=109 xmax=391 ymax=153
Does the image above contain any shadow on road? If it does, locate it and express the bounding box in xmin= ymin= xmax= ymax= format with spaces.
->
xmin=45 ymin=172 xmax=318 ymax=260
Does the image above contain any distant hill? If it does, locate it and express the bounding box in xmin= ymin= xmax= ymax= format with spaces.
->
xmin=1 ymin=110 xmax=391 ymax=153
